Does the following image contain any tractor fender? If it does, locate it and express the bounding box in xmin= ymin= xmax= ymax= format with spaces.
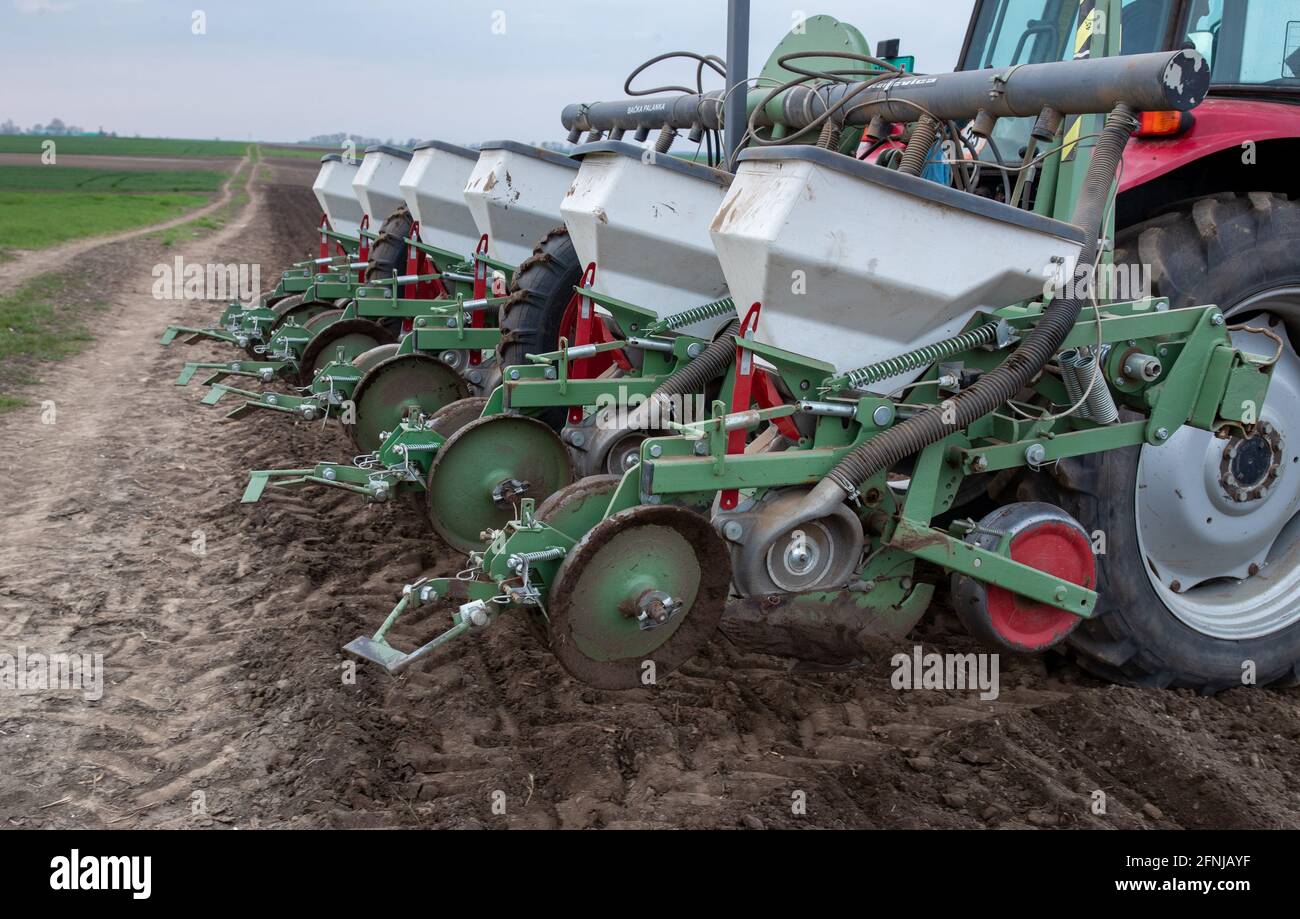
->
xmin=1120 ymin=97 xmax=1300 ymax=192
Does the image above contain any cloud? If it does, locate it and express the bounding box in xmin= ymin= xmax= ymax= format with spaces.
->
xmin=14 ymin=0 xmax=77 ymax=12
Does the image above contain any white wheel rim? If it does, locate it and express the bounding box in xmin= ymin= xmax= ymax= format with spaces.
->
xmin=1135 ymin=289 xmax=1300 ymax=640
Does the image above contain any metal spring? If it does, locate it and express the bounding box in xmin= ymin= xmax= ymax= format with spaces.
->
xmin=647 ymin=297 xmax=736 ymax=335
xmin=830 ymin=322 xmax=1003 ymax=393
xmin=508 ymin=547 xmax=567 ymax=571
xmin=1060 ymin=348 xmax=1119 ymax=424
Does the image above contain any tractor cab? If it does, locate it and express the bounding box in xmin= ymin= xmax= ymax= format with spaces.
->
xmin=963 ymin=0 xmax=1300 ymax=94
xmin=960 ymin=1 xmax=1300 ymax=219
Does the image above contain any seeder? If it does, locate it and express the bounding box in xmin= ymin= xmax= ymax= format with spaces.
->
xmin=239 ymin=20 xmax=909 ymax=547
xmin=341 ymin=33 xmax=1295 ymax=695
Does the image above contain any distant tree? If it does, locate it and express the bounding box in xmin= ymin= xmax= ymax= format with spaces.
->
xmin=46 ymin=118 xmax=67 ymax=135
xmin=0 ymin=119 xmax=18 ymax=135
xmin=30 ymin=123 xmax=44 ymax=134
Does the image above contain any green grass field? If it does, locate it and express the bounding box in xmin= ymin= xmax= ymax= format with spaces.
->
xmin=0 ymin=135 xmax=249 ymax=157
xmin=0 ymin=165 xmax=226 ymax=193
xmin=0 ymin=272 xmax=105 ymax=412
xmin=0 ymin=191 xmax=211 ymax=252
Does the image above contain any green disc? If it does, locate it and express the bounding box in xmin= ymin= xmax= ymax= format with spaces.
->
xmin=547 ymin=504 xmax=731 ymax=689
xmin=535 ymin=475 xmax=622 ymax=542
xmin=425 ymin=414 xmax=574 ymax=553
xmin=271 ymin=297 xmax=331 ymax=330
xmin=348 ymin=354 xmax=468 ymax=455
xmin=296 ymin=319 xmax=396 ymax=386
xmin=350 ymin=343 xmax=401 ymax=377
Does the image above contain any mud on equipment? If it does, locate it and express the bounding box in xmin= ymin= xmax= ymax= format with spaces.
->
xmin=464 ymin=141 xmax=581 ymax=268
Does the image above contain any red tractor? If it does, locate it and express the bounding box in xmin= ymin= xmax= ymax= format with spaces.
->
xmin=954 ymin=0 xmax=1300 ymax=688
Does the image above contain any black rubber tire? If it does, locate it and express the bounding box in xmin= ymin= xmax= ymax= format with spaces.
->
xmin=367 ymin=205 xmax=414 ymax=282
xmin=496 ymin=226 xmax=584 ymax=431
xmin=1026 ymin=193 xmax=1300 ymax=691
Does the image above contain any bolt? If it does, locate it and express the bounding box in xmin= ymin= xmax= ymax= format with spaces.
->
xmin=723 ymin=521 xmax=744 ymax=541
xmin=1249 ymin=563 xmax=1261 ymax=577
xmin=686 ymin=343 xmax=704 ymax=359
xmin=1025 ymin=443 xmax=1047 ymax=466
xmin=567 ymin=431 xmax=586 ymax=448
xmin=1155 ymin=428 xmax=1170 ymax=441
xmin=1054 ymin=586 xmax=1069 ymax=602
xmin=872 ymin=404 xmax=895 ymax=427
xmin=265 ymin=394 xmax=279 ymax=406
xmin=972 ymin=558 xmax=982 ymax=569
xmin=1211 ymin=314 xmax=1225 ymax=326
xmin=971 ymin=455 xmax=989 ymax=473
xmin=693 ymin=441 xmax=708 ymax=455
xmin=416 ymin=317 xmax=427 ymax=328
xmin=418 ymin=585 xmax=437 ymax=603
xmin=545 ymin=368 xmax=557 ymax=380
xmin=322 ymin=467 xmax=337 ymax=481
xmin=648 ymin=444 xmax=663 ymax=458
xmin=509 ymin=370 xmax=520 ymax=381
xmin=440 ymin=351 xmax=457 ymax=364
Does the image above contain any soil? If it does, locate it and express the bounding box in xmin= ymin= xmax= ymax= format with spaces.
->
xmin=1 ymin=157 xmax=1299 ymax=830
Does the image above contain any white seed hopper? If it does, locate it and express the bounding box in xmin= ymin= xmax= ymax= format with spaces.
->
xmin=312 ymin=154 xmax=365 ymax=239
xmin=353 ymin=145 xmax=412 ymax=225
xmin=399 ymin=140 xmax=482 ymax=259
xmin=463 ymin=141 xmax=579 ymax=267
xmin=562 ymin=142 xmax=733 ymax=335
xmin=710 ymin=147 xmax=1087 ymax=392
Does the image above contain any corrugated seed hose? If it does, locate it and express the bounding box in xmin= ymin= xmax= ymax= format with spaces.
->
xmin=625 ymin=318 xmax=741 ymax=429
xmin=798 ymin=104 xmax=1139 ymax=520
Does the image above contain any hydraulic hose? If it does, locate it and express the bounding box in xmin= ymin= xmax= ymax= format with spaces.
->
xmin=797 ymin=104 xmax=1139 ymax=521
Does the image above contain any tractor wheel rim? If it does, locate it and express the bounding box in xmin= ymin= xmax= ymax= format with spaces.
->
xmin=1136 ymin=290 xmax=1300 ymax=640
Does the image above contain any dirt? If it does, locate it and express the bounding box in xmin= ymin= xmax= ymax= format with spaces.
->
xmin=2 ymin=156 xmax=1300 ymax=830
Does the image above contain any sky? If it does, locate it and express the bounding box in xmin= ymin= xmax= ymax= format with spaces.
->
xmin=1 ymin=0 xmax=978 ymax=145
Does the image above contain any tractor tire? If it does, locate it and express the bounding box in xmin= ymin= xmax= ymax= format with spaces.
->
xmin=496 ymin=227 xmax=584 ymax=430
xmin=1026 ymin=193 xmax=1300 ymax=691
xmin=367 ymin=206 xmax=414 ymax=282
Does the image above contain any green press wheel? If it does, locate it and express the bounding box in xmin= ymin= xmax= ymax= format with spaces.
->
xmin=424 ymin=414 xmax=574 ymax=553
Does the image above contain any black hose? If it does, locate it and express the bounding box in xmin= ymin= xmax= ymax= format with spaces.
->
xmin=807 ymin=104 xmax=1138 ymax=513
xmin=627 ymin=318 xmax=740 ymax=428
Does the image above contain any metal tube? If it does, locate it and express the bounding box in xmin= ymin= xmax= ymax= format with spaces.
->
xmin=725 ymin=0 xmax=750 ymax=163
xmin=561 ymin=50 xmax=1208 ymax=135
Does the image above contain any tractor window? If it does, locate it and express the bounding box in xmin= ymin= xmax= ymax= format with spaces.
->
xmin=963 ymin=0 xmax=1173 ymax=71
xmin=1182 ymin=0 xmax=1300 ymax=86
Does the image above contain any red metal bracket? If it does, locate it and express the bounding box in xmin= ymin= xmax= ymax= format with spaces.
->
xmin=753 ymin=370 xmax=801 ymax=442
xmin=720 ymin=302 xmax=762 ymax=511
xmin=318 ymin=213 xmax=331 ymax=262
xmin=357 ymin=214 xmax=371 ymax=283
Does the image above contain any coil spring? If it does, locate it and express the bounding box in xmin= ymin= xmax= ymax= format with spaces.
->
xmin=829 ymin=322 xmax=1002 ymax=393
xmin=646 ymin=297 xmax=736 ymax=335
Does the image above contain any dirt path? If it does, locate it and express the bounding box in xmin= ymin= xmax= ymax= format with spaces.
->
xmin=0 ymin=152 xmax=252 ymax=296
xmin=1 ymin=159 xmax=1298 ymax=829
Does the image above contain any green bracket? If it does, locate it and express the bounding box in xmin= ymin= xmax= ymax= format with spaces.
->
xmin=890 ymin=517 xmax=1098 ymax=617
